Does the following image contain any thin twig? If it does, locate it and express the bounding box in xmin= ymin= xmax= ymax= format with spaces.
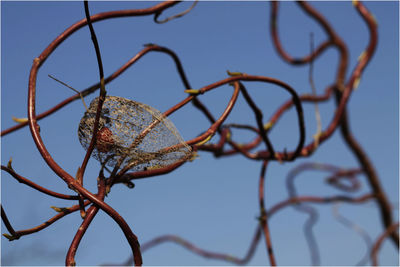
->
xmin=332 ymin=203 xmax=372 ymax=266
xmin=154 ymin=0 xmax=198 ymax=24
xmin=115 ymin=225 xmax=262 ymax=266
xmin=259 ymin=161 xmax=276 ymax=266
xmin=1 ymin=205 xmax=17 ymax=239
xmin=371 ymin=222 xmax=399 ymax=266
xmin=48 ymin=74 xmax=89 ymax=112
xmin=1 ymin=165 xmax=79 ymax=200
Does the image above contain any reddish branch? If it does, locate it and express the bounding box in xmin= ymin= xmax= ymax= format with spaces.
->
xmin=115 ymin=81 xmax=241 ymax=182
xmin=190 ymin=74 xmax=306 ymax=161
xmin=1 ymin=205 xmax=17 ymax=240
xmin=267 ymin=194 xmax=375 ymax=217
xmin=1 ymin=165 xmax=79 ymax=200
xmin=270 ymin=0 xmax=398 ymax=247
xmin=285 ymin=162 xmax=364 ymax=265
xmin=110 ymin=193 xmax=376 ymax=265
xmin=66 ymin=174 xmax=107 ymax=266
xmin=78 ymin=0 xmax=109 ymax=186
xmin=24 ymin=2 xmax=189 ymax=266
xmin=371 ymin=222 xmax=400 ymax=266
xmin=339 ymin=1 xmax=398 ymax=247
xmin=118 ymin=226 xmax=262 ymax=266
xmin=258 ymin=161 xmax=277 ymax=266
xmin=2 ymin=1 xmax=398 ymax=266
xmin=2 ymin=201 xmax=91 ymax=241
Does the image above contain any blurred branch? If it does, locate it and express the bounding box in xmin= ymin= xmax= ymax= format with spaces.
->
xmin=154 ymin=0 xmax=198 ymax=24
xmin=258 ymin=161 xmax=277 ymax=266
xmin=371 ymin=222 xmax=399 ymax=266
xmin=332 ymin=203 xmax=372 ymax=266
xmin=116 ymin=226 xmax=262 ymax=266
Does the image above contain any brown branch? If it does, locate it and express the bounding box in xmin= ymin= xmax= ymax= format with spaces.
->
xmin=371 ymin=222 xmax=399 ymax=266
xmin=113 ymin=226 xmax=262 ymax=266
xmin=285 ymin=162 xmax=363 ymax=265
xmin=332 ymin=203 xmax=372 ymax=266
xmin=190 ymin=74 xmax=305 ymax=161
xmin=239 ymin=82 xmax=275 ymax=156
xmin=1 ymin=205 xmax=17 ymax=239
xmin=325 ymin=169 xmax=362 ymax=192
xmin=28 ymin=58 xmax=142 ymax=267
xmin=267 ymin=194 xmax=375 ymax=217
xmin=258 ymin=161 xmax=276 ymax=266
xmin=1 ymin=165 xmax=79 ymax=200
xmin=1 ymin=12 xmax=186 ymax=138
xmin=2 ymin=201 xmax=91 ymax=241
xmin=66 ymin=174 xmax=107 ymax=266
xmin=186 ymin=81 xmax=241 ymax=146
xmin=114 ymin=81 xmax=240 ymax=181
xmin=154 ymin=0 xmax=198 ymax=24
xmin=270 ymin=2 xmax=333 ymax=65
xmin=3 ymin=1 xmax=395 ymax=265
xmin=77 ymin=0 xmax=109 ymax=203
xmin=24 ymin=4 xmax=198 ymax=265
xmin=37 ymin=1 xmax=180 ymax=67
xmin=335 ymin=0 xmax=398 ymax=247
xmin=269 ymin=2 xmax=397 ymax=248
xmin=201 ymin=86 xmax=333 ymax=158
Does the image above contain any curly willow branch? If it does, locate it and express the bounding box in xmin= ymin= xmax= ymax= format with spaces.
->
xmin=114 ymin=226 xmax=262 ymax=266
xmin=270 ymin=0 xmax=398 ymax=247
xmin=1 ymin=1 xmax=397 ymax=266
xmin=371 ymin=222 xmax=400 ymax=266
xmin=25 ymin=2 xmax=187 ymax=266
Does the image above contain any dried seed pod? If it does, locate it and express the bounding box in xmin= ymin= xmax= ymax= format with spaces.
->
xmin=78 ymin=96 xmax=192 ymax=171
xmin=96 ymin=127 xmax=114 ymax=153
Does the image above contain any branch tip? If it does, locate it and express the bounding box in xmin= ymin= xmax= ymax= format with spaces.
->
xmin=51 ymin=206 xmax=69 ymax=213
xmin=12 ymin=116 xmax=29 ymax=123
xmin=143 ymin=43 xmax=156 ymax=47
xmin=264 ymin=121 xmax=274 ymax=131
xmin=227 ymin=70 xmax=243 ymax=76
xmin=353 ymin=77 xmax=361 ymax=90
xmin=7 ymin=157 xmax=13 ymax=170
xmin=3 ymin=233 xmax=18 ymax=241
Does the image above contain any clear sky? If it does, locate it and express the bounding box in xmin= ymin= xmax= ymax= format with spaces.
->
xmin=1 ymin=1 xmax=399 ymax=266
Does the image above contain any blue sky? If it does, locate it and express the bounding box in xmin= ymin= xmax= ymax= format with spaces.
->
xmin=1 ymin=1 xmax=399 ymax=266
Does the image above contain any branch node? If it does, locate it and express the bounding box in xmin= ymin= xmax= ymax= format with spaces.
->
xmin=313 ymin=132 xmax=322 ymax=149
xmin=274 ymin=152 xmax=283 ymax=164
xmin=225 ymin=130 xmax=232 ymax=141
xmin=51 ymin=206 xmax=70 ymax=213
xmin=3 ymin=233 xmax=19 ymax=241
xmin=7 ymin=157 xmax=13 ymax=170
xmin=188 ymin=151 xmax=199 ymax=162
xmin=184 ymin=89 xmax=201 ymax=95
xmin=227 ymin=70 xmax=244 ymax=76
xmin=11 ymin=116 xmax=29 ymax=123
xmin=353 ymin=77 xmax=361 ymax=90
xmin=256 ymin=209 xmax=267 ymax=223
xmin=195 ymin=134 xmax=213 ymax=146
xmin=264 ymin=121 xmax=274 ymax=131
xmin=33 ymin=57 xmax=40 ymax=64
xmin=143 ymin=43 xmax=157 ymax=47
